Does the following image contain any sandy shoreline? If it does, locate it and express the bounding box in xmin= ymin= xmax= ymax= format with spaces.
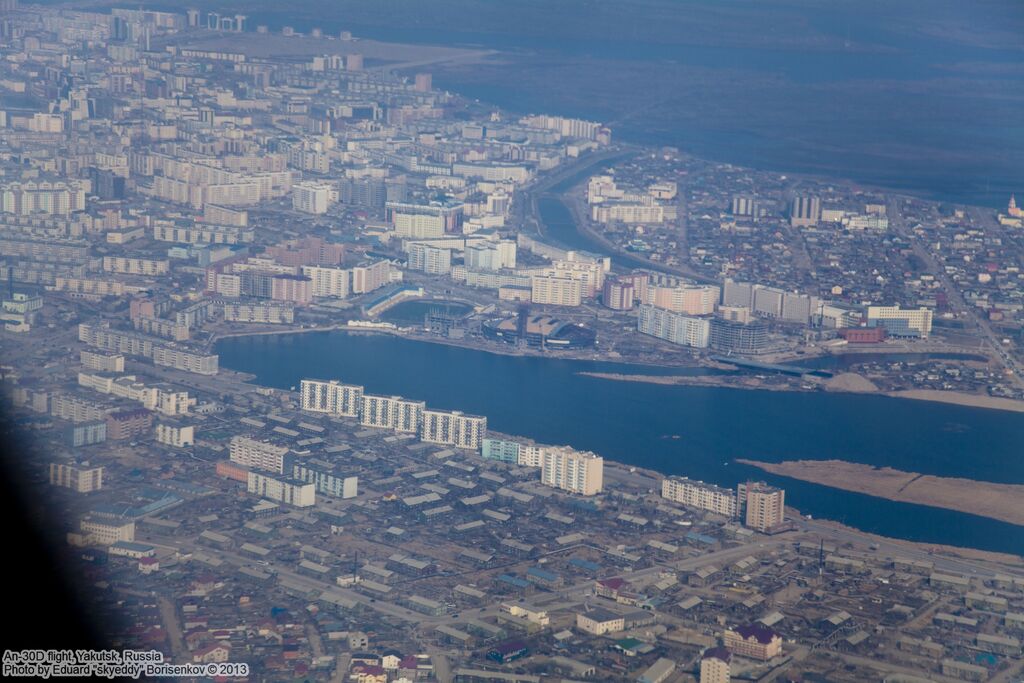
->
xmin=803 ymin=517 xmax=1024 ymax=567
xmin=885 ymin=388 xmax=1024 ymax=413
xmin=579 ymin=370 xmax=1024 ymax=414
xmin=738 ymin=458 xmax=1024 ymax=527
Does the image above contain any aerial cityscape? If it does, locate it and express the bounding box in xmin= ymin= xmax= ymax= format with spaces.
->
xmin=0 ymin=1 xmax=1022 ymax=681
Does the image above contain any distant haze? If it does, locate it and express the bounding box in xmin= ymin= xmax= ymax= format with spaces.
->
xmin=130 ymin=0 xmax=1024 ymax=207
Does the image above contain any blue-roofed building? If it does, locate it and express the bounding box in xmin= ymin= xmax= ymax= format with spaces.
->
xmin=496 ymin=574 xmax=530 ymax=589
xmin=526 ymin=566 xmax=563 ymax=588
xmin=569 ymin=558 xmax=602 ymax=573
xmin=686 ymin=531 xmax=717 ymax=545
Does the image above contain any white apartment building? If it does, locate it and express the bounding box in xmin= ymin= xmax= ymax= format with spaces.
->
xmin=50 ymin=463 xmax=104 ymax=493
xmin=77 ymin=372 xmax=194 ymax=416
xmin=351 ymin=260 xmax=391 ymax=294
xmin=156 ymin=423 xmax=195 ymax=448
xmin=221 ymin=301 xmax=294 ymax=324
xmin=662 ymin=476 xmax=738 ymax=517
xmin=531 ymin=276 xmax=582 ymax=307
xmin=301 ymin=379 xmax=364 ymax=418
xmin=518 ymin=445 xmax=545 ymax=468
xmin=213 ymin=273 xmax=243 ymax=298
xmin=360 ymin=395 xmax=425 ymax=433
xmin=80 ymin=351 xmax=124 ymax=373
xmin=421 ymin=409 xmax=487 ymax=449
xmin=50 ymin=394 xmax=105 ymax=423
xmin=79 ymin=516 xmax=135 ymax=545
xmin=866 ymin=305 xmax=933 ymax=338
xmin=540 ymin=446 xmax=603 ymax=495
xmin=302 ymin=265 xmax=351 ymax=298
xmin=548 ymin=259 xmax=605 ymax=298
xmin=229 ymin=436 xmax=289 ymax=474
xmin=102 ymin=256 xmax=170 ymax=276
xmin=292 ymin=181 xmax=334 ymax=214
xmin=247 ymin=471 xmax=315 ymax=507
xmin=637 ymin=304 xmax=710 ymax=348
xmin=649 ymin=285 xmax=720 ymax=315
xmin=391 ymin=210 xmax=448 ymax=239
xmin=465 ymin=240 xmax=517 ymax=271
xmin=407 ymin=242 xmax=452 ymax=275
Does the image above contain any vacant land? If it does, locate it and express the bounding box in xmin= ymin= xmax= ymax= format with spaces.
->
xmin=738 ymin=459 xmax=1024 ymax=526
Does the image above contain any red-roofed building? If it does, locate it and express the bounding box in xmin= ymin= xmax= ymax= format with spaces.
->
xmin=838 ymin=327 xmax=886 ymax=343
xmin=596 ymin=577 xmax=629 ymax=599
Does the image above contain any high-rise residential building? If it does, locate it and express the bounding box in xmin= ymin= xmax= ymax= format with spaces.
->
xmin=519 ymin=445 xmax=545 ymax=468
xmin=247 ymin=471 xmax=315 ymax=507
xmin=723 ymin=624 xmax=783 ymax=661
xmin=229 ymin=436 xmax=289 ymax=474
xmin=221 ymin=300 xmax=295 ymax=324
xmin=407 ymin=242 xmax=452 ymax=275
xmin=723 ymin=280 xmax=814 ymax=325
xmin=271 ymin=274 xmax=312 ymax=305
xmin=387 ymin=199 xmax=464 ymax=237
xmin=662 ymin=476 xmax=738 ymax=517
xmin=50 ymin=462 xmax=104 ymax=492
xmin=637 ymin=304 xmax=710 ymax=348
xmin=300 ymin=379 xmax=364 ymax=417
xmin=65 ymin=421 xmax=107 ymax=447
xmin=731 ymin=195 xmax=757 ymax=217
xmin=649 ymin=285 xmax=720 ymax=315
xmin=105 ymin=408 xmax=153 ymax=440
xmin=739 ymin=481 xmax=785 ymax=532
xmin=752 ymin=287 xmax=784 ymax=318
xmin=155 ymin=423 xmax=195 ymax=448
xmin=789 ymin=195 xmax=820 ymax=227
xmin=265 ymin=237 xmax=344 ymax=267
xmin=482 ymin=438 xmax=520 ymax=463
xmin=292 ymin=181 xmax=333 ymax=214
xmin=360 ymin=395 xmax=425 ymax=433
xmin=709 ymin=317 xmax=769 ymax=355
xmin=421 ymin=410 xmax=487 ymax=449
xmin=540 ymin=447 xmax=603 ymax=495
xmin=722 ymin=279 xmax=755 ymax=308
xmin=466 ymin=241 xmax=516 ymax=271
xmin=602 ymin=278 xmax=635 ymax=310
xmin=291 ymin=463 xmax=358 ymax=499
xmin=700 ymin=648 xmax=732 ymax=683
xmin=414 ymin=73 xmax=432 ymax=92
xmin=780 ymin=291 xmax=814 ymax=324
xmin=351 ymin=260 xmax=391 ymax=294
xmin=547 ymin=259 xmax=605 ymax=298
xmin=866 ymin=306 xmax=933 ymax=338
xmin=301 ymin=265 xmax=351 ymax=298
xmin=531 ymin=276 xmax=582 ymax=307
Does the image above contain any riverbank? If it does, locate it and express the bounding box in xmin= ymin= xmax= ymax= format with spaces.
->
xmin=212 ymin=327 xmax=1024 ymax=415
xmin=804 ymin=517 xmax=1024 ymax=568
xmin=886 ymin=389 xmax=1024 ymax=413
xmin=737 ymin=459 xmax=1024 ymax=527
xmin=579 ymin=370 xmax=1024 ymax=414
